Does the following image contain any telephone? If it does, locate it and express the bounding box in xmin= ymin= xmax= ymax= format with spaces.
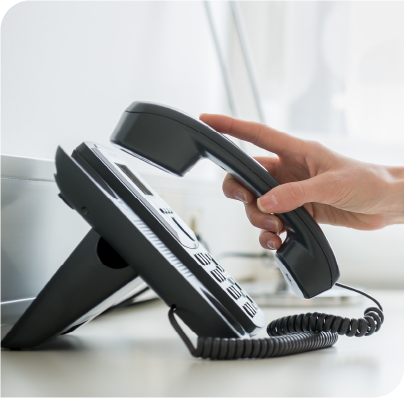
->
xmin=2 ymin=102 xmax=384 ymax=359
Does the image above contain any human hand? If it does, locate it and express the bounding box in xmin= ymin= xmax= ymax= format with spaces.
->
xmin=199 ymin=114 xmax=404 ymax=251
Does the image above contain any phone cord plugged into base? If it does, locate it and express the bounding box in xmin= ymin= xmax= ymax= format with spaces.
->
xmin=168 ymin=283 xmax=384 ymax=360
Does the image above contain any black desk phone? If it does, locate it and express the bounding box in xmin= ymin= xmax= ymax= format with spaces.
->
xmin=2 ymin=102 xmax=384 ymax=359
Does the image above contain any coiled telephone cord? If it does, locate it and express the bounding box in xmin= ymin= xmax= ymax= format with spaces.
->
xmin=168 ymin=283 xmax=384 ymax=360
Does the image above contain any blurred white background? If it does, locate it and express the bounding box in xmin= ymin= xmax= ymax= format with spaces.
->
xmin=2 ymin=1 xmax=404 ymax=288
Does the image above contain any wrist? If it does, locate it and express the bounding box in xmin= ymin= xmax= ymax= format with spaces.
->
xmin=385 ymin=166 xmax=404 ymax=225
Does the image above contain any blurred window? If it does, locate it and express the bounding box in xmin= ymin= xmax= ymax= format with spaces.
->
xmin=218 ymin=1 xmax=404 ymax=161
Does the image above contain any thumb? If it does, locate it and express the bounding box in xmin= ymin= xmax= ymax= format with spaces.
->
xmin=257 ymin=175 xmax=332 ymax=214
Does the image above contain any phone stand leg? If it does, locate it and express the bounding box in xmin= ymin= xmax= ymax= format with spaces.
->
xmin=1 ymin=228 xmax=140 ymax=349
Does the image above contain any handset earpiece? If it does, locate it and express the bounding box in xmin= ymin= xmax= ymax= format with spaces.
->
xmin=111 ymin=101 xmax=340 ymax=299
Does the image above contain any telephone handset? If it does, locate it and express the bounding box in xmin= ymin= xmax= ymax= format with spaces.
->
xmin=2 ymin=103 xmax=384 ymax=358
xmin=110 ymin=102 xmax=339 ymax=299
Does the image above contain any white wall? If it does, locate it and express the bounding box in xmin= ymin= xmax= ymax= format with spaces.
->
xmin=2 ymin=1 xmax=403 ymax=288
xmin=1 ymin=1 xmax=229 ymax=163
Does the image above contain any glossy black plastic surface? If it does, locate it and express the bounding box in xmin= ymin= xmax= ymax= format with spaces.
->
xmin=111 ymin=102 xmax=340 ymax=298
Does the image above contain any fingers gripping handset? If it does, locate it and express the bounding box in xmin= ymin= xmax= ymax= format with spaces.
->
xmin=111 ymin=102 xmax=340 ymax=299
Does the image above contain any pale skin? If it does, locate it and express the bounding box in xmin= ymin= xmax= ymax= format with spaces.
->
xmin=199 ymin=114 xmax=404 ymax=251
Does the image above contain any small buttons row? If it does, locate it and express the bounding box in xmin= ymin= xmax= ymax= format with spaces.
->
xmin=227 ymin=280 xmax=258 ymax=310
xmin=194 ymin=252 xmax=216 ymax=266
xmin=192 ymin=251 xmax=259 ymax=316
xmin=211 ymin=267 xmax=226 ymax=283
xmin=227 ymin=285 xmax=242 ymax=300
xmin=243 ymin=302 xmax=257 ymax=318
xmin=159 ymin=208 xmax=173 ymax=214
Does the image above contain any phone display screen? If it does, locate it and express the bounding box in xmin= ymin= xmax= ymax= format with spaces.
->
xmin=115 ymin=163 xmax=153 ymax=196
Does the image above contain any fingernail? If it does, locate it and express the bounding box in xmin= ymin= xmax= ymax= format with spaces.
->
xmin=234 ymin=191 xmax=248 ymax=203
xmin=258 ymin=194 xmax=278 ymax=211
xmin=264 ymin=219 xmax=279 ymax=231
xmin=267 ymin=241 xmax=277 ymax=250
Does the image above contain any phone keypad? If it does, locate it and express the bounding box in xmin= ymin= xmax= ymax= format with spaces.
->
xmin=243 ymin=302 xmax=257 ymax=318
xmin=159 ymin=208 xmax=173 ymax=214
xmin=211 ymin=267 xmax=226 ymax=282
xmin=193 ymin=249 xmax=260 ymax=320
xmin=194 ymin=253 xmax=210 ymax=265
xmin=227 ymin=285 xmax=242 ymax=300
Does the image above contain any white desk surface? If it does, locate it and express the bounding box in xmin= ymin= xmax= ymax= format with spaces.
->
xmin=2 ymin=290 xmax=404 ymax=397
